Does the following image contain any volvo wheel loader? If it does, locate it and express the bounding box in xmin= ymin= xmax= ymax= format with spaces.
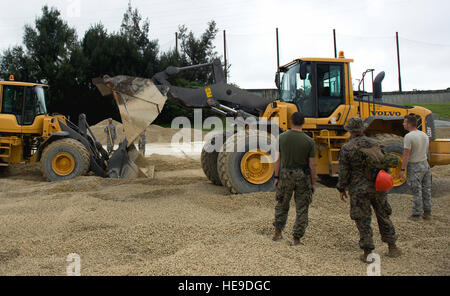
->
xmin=93 ymin=53 xmax=450 ymax=194
xmin=0 ymin=76 xmax=149 ymax=181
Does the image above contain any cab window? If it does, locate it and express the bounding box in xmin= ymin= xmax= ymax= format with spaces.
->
xmin=23 ymin=86 xmax=47 ymax=124
xmin=2 ymin=85 xmax=24 ymax=123
xmin=317 ymin=64 xmax=344 ymax=118
xmin=1 ymin=85 xmax=47 ymax=125
xmin=279 ymin=62 xmax=315 ymax=117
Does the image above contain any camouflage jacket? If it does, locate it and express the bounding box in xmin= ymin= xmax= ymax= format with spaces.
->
xmin=337 ymin=134 xmax=380 ymax=195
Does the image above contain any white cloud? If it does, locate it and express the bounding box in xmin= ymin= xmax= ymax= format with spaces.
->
xmin=0 ymin=0 xmax=449 ymax=91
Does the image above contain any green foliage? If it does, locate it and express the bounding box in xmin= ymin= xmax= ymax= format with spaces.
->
xmin=0 ymin=3 xmax=223 ymax=126
xmin=0 ymin=46 xmax=34 ymax=81
xmin=176 ymin=21 xmax=220 ymax=84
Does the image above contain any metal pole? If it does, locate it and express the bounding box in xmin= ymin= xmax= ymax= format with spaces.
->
xmin=175 ymin=32 xmax=178 ymax=55
xmin=396 ymin=32 xmax=402 ymax=92
xmin=333 ymin=29 xmax=337 ymax=58
xmin=276 ymin=28 xmax=280 ymax=70
xmin=223 ymin=30 xmax=227 ymax=83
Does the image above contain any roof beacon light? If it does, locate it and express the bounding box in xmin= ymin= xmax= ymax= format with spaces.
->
xmin=338 ymin=51 xmax=345 ymax=58
xmin=9 ymin=75 xmax=14 ymax=81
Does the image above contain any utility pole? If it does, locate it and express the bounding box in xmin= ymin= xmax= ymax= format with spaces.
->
xmin=223 ymin=30 xmax=227 ymax=83
xmin=333 ymin=29 xmax=337 ymax=58
xmin=396 ymin=31 xmax=402 ymax=92
xmin=175 ymin=32 xmax=178 ymax=56
xmin=276 ymin=27 xmax=280 ymax=70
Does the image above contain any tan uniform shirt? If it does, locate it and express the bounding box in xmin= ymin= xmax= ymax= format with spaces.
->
xmin=404 ymin=130 xmax=429 ymax=163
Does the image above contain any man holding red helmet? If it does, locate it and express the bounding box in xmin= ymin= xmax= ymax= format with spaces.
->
xmin=337 ymin=117 xmax=402 ymax=263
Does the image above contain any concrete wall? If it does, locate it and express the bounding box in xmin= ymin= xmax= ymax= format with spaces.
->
xmin=246 ymin=89 xmax=279 ymax=100
xmin=245 ymin=88 xmax=450 ymax=104
xmin=382 ymin=90 xmax=450 ymax=104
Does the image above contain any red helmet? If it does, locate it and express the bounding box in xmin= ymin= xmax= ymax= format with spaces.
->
xmin=375 ymin=170 xmax=394 ymax=191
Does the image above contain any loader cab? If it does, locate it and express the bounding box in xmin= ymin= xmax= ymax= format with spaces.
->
xmin=0 ymin=78 xmax=48 ymax=126
xmin=278 ymin=57 xmax=350 ymax=119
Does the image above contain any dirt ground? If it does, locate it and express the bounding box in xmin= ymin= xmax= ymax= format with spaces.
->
xmin=0 ymin=127 xmax=449 ymax=276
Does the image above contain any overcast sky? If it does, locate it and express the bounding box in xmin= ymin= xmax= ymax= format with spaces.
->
xmin=0 ymin=0 xmax=449 ymax=91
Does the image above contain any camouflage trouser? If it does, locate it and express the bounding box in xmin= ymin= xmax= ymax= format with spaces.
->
xmin=106 ymin=141 xmax=114 ymax=154
xmin=273 ymin=168 xmax=312 ymax=239
xmin=407 ymin=161 xmax=432 ymax=216
xmin=350 ymin=192 xmax=397 ymax=251
xmin=138 ymin=143 xmax=146 ymax=155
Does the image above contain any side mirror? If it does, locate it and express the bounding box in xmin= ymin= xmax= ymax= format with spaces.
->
xmin=275 ymin=72 xmax=281 ymax=89
xmin=299 ymin=62 xmax=307 ymax=80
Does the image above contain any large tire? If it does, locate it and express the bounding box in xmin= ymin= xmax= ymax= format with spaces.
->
xmin=0 ymin=165 xmax=7 ymax=175
xmin=371 ymin=133 xmax=410 ymax=194
xmin=201 ymin=131 xmax=233 ymax=186
xmin=217 ymin=130 xmax=276 ymax=194
xmin=41 ymin=138 xmax=90 ymax=181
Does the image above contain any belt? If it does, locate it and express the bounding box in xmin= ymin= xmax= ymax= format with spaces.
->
xmin=282 ymin=166 xmax=310 ymax=175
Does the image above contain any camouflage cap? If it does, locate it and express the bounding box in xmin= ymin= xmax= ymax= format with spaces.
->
xmin=344 ymin=117 xmax=367 ymax=132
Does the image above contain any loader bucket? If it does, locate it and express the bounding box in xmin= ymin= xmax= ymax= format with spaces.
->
xmin=93 ymin=75 xmax=164 ymax=179
xmin=106 ymin=139 xmax=139 ymax=179
xmin=92 ymin=75 xmax=167 ymax=145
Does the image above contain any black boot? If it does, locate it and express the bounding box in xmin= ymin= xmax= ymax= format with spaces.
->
xmin=272 ymin=228 xmax=283 ymax=241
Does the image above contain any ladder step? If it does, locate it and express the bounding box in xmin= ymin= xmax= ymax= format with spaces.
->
xmin=0 ymin=163 xmax=8 ymax=167
xmin=0 ymin=154 xmax=10 ymax=158
xmin=330 ymin=148 xmax=340 ymax=152
xmin=331 ymin=161 xmax=340 ymax=165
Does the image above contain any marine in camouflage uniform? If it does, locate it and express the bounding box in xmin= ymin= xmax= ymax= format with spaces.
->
xmin=273 ymin=112 xmax=316 ymax=246
xmin=402 ymin=115 xmax=432 ymax=220
xmin=104 ymin=118 xmax=117 ymax=155
xmin=138 ymin=130 xmax=147 ymax=156
xmin=337 ymin=117 xmax=402 ymax=262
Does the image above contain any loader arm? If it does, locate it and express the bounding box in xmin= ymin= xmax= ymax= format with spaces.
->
xmin=92 ymin=59 xmax=275 ymax=144
xmin=152 ymin=58 xmax=274 ymax=116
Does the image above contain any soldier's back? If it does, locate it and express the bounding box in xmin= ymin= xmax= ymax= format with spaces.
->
xmin=340 ymin=134 xmax=377 ymax=194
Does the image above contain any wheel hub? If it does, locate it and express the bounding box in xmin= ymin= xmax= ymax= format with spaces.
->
xmin=240 ymin=150 xmax=274 ymax=185
xmin=390 ymin=152 xmax=406 ymax=187
xmin=52 ymin=152 xmax=75 ymax=176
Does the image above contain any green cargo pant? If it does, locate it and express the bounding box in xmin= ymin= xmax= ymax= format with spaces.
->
xmin=350 ymin=192 xmax=398 ymax=251
xmin=273 ymin=168 xmax=312 ymax=239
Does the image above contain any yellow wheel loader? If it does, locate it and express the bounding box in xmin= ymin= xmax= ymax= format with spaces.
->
xmin=93 ymin=54 xmax=450 ymax=194
xmin=0 ymin=76 xmax=147 ymax=180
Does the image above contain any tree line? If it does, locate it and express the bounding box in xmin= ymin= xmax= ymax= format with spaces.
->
xmin=0 ymin=3 xmax=223 ymax=125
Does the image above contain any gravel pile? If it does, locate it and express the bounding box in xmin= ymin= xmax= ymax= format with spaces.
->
xmin=0 ymin=127 xmax=448 ymax=275
xmin=90 ymin=119 xmax=181 ymax=145
xmin=0 ymin=161 xmax=448 ymax=275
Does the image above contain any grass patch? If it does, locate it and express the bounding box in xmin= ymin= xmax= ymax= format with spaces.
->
xmin=405 ymin=102 xmax=450 ymax=120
